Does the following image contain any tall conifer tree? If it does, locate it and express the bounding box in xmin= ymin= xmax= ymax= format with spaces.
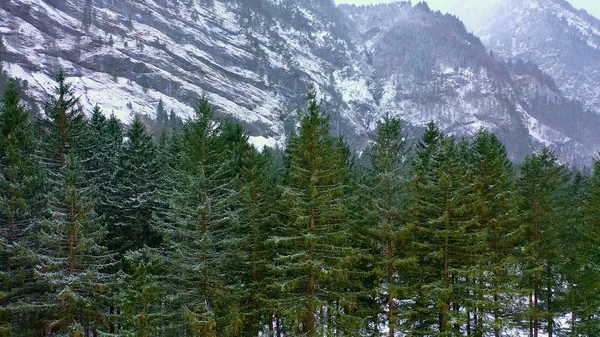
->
xmin=363 ymin=117 xmax=415 ymax=336
xmin=275 ymin=87 xmax=360 ymax=336
xmin=575 ymin=164 xmax=600 ymax=335
xmin=518 ymin=148 xmax=568 ymax=337
xmin=108 ymin=116 xmax=162 ymax=254
xmin=408 ymin=124 xmax=479 ymax=336
xmin=469 ymin=131 xmax=520 ymax=336
xmin=0 ymin=79 xmax=41 ymax=335
xmin=159 ymin=98 xmax=243 ymax=336
xmin=34 ymin=71 xmax=115 ymax=335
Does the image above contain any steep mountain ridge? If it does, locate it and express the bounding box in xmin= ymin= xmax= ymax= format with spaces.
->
xmin=340 ymin=2 xmax=600 ymax=164
xmin=449 ymin=0 xmax=600 ymax=115
xmin=0 ymin=0 xmax=372 ymax=148
xmin=1 ymin=0 xmax=599 ymax=165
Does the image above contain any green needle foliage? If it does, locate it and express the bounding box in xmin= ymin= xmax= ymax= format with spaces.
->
xmin=0 ymin=79 xmax=42 ymax=336
xmin=518 ymin=148 xmax=569 ymax=337
xmin=274 ymin=87 xmax=361 ymax=336
xmin=33 ymin=71 xmax=116 ymax=335
xmin=108 ymin=115 xmax=163 ymax=254
xmin=0 ymin=72 xmax=597 ymax=336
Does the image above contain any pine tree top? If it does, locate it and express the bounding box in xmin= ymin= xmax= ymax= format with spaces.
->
xmin=0 ymin=79 xmax=34 ymax=152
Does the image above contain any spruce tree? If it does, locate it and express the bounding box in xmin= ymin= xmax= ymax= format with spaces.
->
xmin=362 ymin=117 xmax=415 ymax=336
xmin=518 ymin=148 xmax=568 ymax=337
xmin=34 ymin=71 xmax=116 ymax=335
xmin=275 ymin=87 xmax=360 ymax=336
xmin=406 ymin=122 xmax=443 ymax=335
xmin=159 ymin=98 xmax=242 ymax=336
xmin=117 ymin=248 xmax=165 ymax=337
xmin=82 ymin=105 xmax=106 ymax=188
xmin=0 ymin=79 xmax=41 ymax=335
xmin=108 ymin=115 xmax=162 ymax=254
xmin=39 ymin=71 xmax=86 ymax=169
xmin=235 ymin=144 xmax=285 ymax=336
xmin=156 ymin=99 xmax=168 ymax=125
xmin=87 ymin=110 xmax=123 ymax=236
xmin=574 ymin=164 xmax=600 ymax=335
xmin=469 ymin=130 xmax=520 ymax=336
xmin=169 ymin=109 xmax=182 ymax=130
xmin=408 ymin=124 xmax=480 ymax=336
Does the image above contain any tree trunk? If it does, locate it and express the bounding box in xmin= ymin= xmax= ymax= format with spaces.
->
xmin=201 ymin=210 xmax=210 ymax=337
xmin=307 ymin=268 xmax=316 ymax=337
xmin=534 ymin=287 xmax=539 ymax=337
xmin=68 ymin=203 xmax=76 ymax=274
xmin=388 ymin=238 xmax=395 ymax=337
xmin=529 ymin=292 xmax=533 ymax=337
xmin=467 ymin=311 xmax=472 ymax=336
xmin=442 ymin=231 xmax=450 ymax=334
xmin=547 ymin=282 xmax=553 ymax=337
xmin=7 ymin=187 xmax=15 ymax=273
xmin=494 ymin=292 xmax=500 ymax=337
xmin=306 ymin=207 xmax=317 ymax=337
xmin=276 ymin=317 xmax=282 ymax=337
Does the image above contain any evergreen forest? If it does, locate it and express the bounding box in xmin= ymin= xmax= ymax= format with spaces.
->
xmin=0 ymin=71 xmax=599 ymax=337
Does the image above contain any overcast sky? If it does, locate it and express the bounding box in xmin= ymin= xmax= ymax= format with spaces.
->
xmin=334 ymin=0 xmax=600 ymax=19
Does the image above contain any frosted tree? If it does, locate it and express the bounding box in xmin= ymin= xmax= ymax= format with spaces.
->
xmin=407 ymin=123 xmax=480 ymax=336
xmin=159 ymin=98 xmax=243 ymax=336
xmin=565 ymin=171 xmax=599 ymax=335
xmin=235 ymin=142 xmax=285 ymax=335
xmin=33 ymin=71 xmax=116 ymax=335
xmin=469 ymin=130 xmax=520 ymax=336
xmin=116 ymin=248 xmax=165 ymax=337
xmin=0 ymin=79 xmax=42 ymax=335
xmin=85 ymin=108 xmax=123 ymax=235
xmin=518 ymin=148 xmax=568 ymax=337
xmin=107 ymin=115 xmax=162 ymax=254
xmin=361 ymin=117 xmax=415 ymax=336
xmin=156 ymin=99 xmax=168 ymax=125
xmin=274 ymin=87 xmax=361 ymax=336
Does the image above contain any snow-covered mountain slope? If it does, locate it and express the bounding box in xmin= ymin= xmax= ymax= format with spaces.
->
xmin=1 ymin=0 xmax=599 ymax=166
xmin=340 ymin=2 xmax=600 ymax=165
xmin=0 ymin=0 xmax=371 ymax=148
xmin=447 ymin=0 xmax=600 ymax=115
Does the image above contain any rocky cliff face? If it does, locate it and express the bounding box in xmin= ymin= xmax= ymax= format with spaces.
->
xmin=0 ymin=0 xmax=370 ymax=148
xmin=1 ymin=0 xmax=599 ymax=165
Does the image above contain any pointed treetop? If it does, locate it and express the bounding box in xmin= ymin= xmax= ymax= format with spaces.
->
xmin=195 ymin=96 xmax=214 ymax=121
xmin=130 ymin=114 xmax=151 ymax=139
xmin=422 ymin=121 xmax=442 ymax=145
xmin=303 ymin=85 xmax=323 ymax=120
xmin=190 ymin=97 xmax=215 ymax=137
xmin=375 ymin=116 xmax=403 ymax=148
xmin=0 ymin=79 xmax=32 ymax=149
xmin=472 ymin=129 xmax=512 ymax=170
xmin=46 ymin=69 xmax=82 ymax=120
xmin=1 ymin=78 xmax=21 ymax=108
xmin=156 ymin=98 xmax=168 ymax=124
xmin=371 ymin=116 xmax=405 ymax=171
xmin=90 ymin=104 xmax=106 ymax=126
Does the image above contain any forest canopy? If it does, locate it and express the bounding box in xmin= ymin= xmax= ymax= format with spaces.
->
xmin=0 ymin=72 xmax=599 ymax=337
